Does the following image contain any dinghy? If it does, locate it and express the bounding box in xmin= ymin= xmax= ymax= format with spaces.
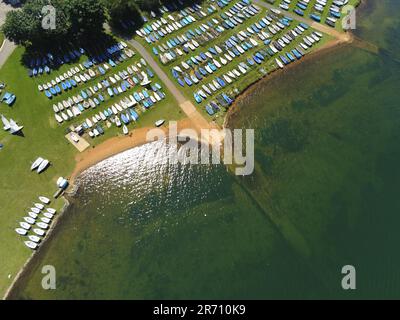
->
xmin=31 ymin=207 xmax=41 ymax=214
xmin=36 ymin=222 xmax=49 ymax=229
xmin=31 ymin=157 xmax=44 ymax=171
xmin=24 ymin=241 xmax=38 ymax=250
xmin=15 ymin=228 xmax=28 ymax=236
xmin=46 ymin=208 xmax=56 ymax=214
xmin=24 ymin=217 xmax=36 ymax=225
xmin=33 ymin=228 xmax=45 ymax=236
xmin=37 ymin=160 xmax=50 ymax=173
xmin=28 ymin=212 xmax=38 ymax=219
xmin=28 ymin=235 xmax=41 ymax=243
xmin=34 ymin=203 xmax=44 ymax=210
xmin=43 ymin=212 xmax=54 ymax=219
xmin=40 ymin=217 xmax=51 ymax=224
xmin=20 ymin=222 xmax=31 ymax=230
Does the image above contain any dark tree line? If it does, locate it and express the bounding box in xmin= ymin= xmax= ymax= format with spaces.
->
xmin=2 ymin=0 xmax=196 ymax=46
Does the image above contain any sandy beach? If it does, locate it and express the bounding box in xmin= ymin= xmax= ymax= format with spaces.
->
xmin=69 ymin=117 xmax=202 ymax=184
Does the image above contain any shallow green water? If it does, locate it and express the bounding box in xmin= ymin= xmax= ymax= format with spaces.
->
xmin=14 ymin=0 xmax=400 ymax=299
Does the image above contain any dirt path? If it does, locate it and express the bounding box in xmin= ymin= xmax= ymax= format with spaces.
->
xmin=128 ymin=39 xmax=220 ymax=134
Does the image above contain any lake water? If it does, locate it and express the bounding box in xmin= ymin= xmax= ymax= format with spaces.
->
xmin=14 ymin=0 xmax=400 ymax=299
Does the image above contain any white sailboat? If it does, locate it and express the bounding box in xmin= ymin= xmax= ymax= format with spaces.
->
xmin=9 ymin=119 xmax=23 ymax=134
xmin=1 ymin=114 xmax=11 ymax=131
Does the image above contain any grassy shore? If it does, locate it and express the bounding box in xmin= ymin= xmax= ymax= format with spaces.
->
xmin=0 ymin=33 xmax=4 ymax=46
xmin=0 ymin=43 xmax=183 ymax=296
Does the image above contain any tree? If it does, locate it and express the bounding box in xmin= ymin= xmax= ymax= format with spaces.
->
xmin=2 ymin=0 xmax=106 ymax=46
xmin=63 ymin=0 xmax=106 ymax=37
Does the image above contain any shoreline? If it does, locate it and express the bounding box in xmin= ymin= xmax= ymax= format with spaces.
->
xmin=223 ymin=35 xmax=354 ymax=128
xmin=4 ymin=9 xmax=362 ymax=300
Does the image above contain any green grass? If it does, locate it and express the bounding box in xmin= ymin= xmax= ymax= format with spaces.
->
xmin=0 ymin=33 xmax=4 ymax=46
xmin=0 ymin=43 xmax=183 ymax=296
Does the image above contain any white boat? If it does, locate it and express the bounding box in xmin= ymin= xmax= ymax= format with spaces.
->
xmin=24 ymin=217 xmax=36 ymax=225
xmin=33 ymin=228 xmax=46 ymax=236
xmin=15 ymin=228 xmax=28 ymax=236
xmin=46 ymin=208 xmax=56 ymax=214
xmin=43 ymin=212 xmax=54 ymax=219
xmin=28 ymin=235 xmax=41 ymax=243
xmin=28 ymin=212 xmax=38 ymax=219
xmin=38 ymin=85 xmax=43 ymax=91
xmin=155 ymin=119 xmax=165 ymax=127
xmin=34 ymin=203 xmax=45 ymax=210
xmin=55 ymin=114 xmax=63 ymax=123
xmin=20 ymin=222 xmax=31 ymax=230
xmin=115 ymin=116 xmax=122 ymax=127
xmin=40 ymin=217 xmax=51 ymax=224
xmin=24 ymin=241 xmax=38 ymax=250
xmin=39 ymin=196 xmax=50 ymax=204
xmin=36 ymin=222 xmax=49 ymax=229
xmin=123 ymin=125 xmax=128 ymax=135
xmin=37 ymin=160 xmax=50 ymax=173
xmin=275 ymin=58 xmax=284 ymax=69
xmin=31 ymin=207 xmax=41 ymax=214
xmin=31 ymin=157 xmax=44 ymax=171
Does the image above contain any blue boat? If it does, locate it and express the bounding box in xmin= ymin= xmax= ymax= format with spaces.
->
xmin=194 ymin=93 xmax=202 ymax=104
xmin=253 ymin=55 xmax=262 ymax=64
xmin=45 ymin=90 xmax=52 ymax=99
xmin=177 ymin=78 xmax=185 ymax=87
xmin=129 ymin=109 xmax=139 ymax=121
xmin=286 ymin=52 xmax=295 ymax=62
xmin=199 ymin=67 xmax=207 ymax=76
xmin=44 ymin=66 xmax=50 ymax=74
xmin=142 ymin=90 xmax=149 ymax=98
xmin=113 ymin=87 xmax=119 ymax=95
xmin=133 ymin=92 xmax=141 ymax=102
xmin=70 ymin=79 xmax=77 ymax=87
xmin=65 ymin=80 xmax=72 ymax=89
xmin=81 ymin=90 xmax=88 ymax=99
xmin=94 ymin=98 xmax=100 ymax=105
xmin=121 ymin=114 xmax=130 ymax=124
xmin=147 ymin=68 xmax=154 ymax=78
xmin=184 ymin=77 xmax=193 ymax=86
xmin=216 ymin=77 xmax=226 ymax=87
xmin=62 ymin=82 xmax=67 ymax=91
xmin=205 ymin=105 xmax=215 ymax=115
xmin=50 ymin=87 xmax=57 ymax=95
xmin=103 ymin=109 xmax=109 ymax=117
xmin=247 ymin=58 xmax=255 ymax=66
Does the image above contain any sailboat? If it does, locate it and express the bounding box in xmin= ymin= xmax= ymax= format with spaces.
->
xmin=1 ymin=114 xmax=10 ymax=131
xmin=140 ymin=72 xmax=151 ymax=86
xmin=9 ymin=119 xmax=23 ymax=134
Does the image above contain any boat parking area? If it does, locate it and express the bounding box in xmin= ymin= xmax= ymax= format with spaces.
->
xmin=65 ymin=133 xmax=90 ymax=152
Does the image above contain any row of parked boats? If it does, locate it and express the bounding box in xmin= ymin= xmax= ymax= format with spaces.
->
xmin=170 ymin=11 xmax=292 ymax=89
xmin=41 ymin=43 xmax=135 ymax=99
xmin=136 ymin=0 xmax=231 ymax=44
xmin=15 ymin=196 xmax=56 ymax=250
xmin=28 ymin=40 xmax=132 ymax=77
xmin=279 ymin=0 xmax=349 ymax=27
xmin=154 ymin=0 xmax=257 ymax=65
xmin=53 ymin=59 xmax=155 ymax=124
xmin=74 ymin=83 xmax=166 ymax=139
